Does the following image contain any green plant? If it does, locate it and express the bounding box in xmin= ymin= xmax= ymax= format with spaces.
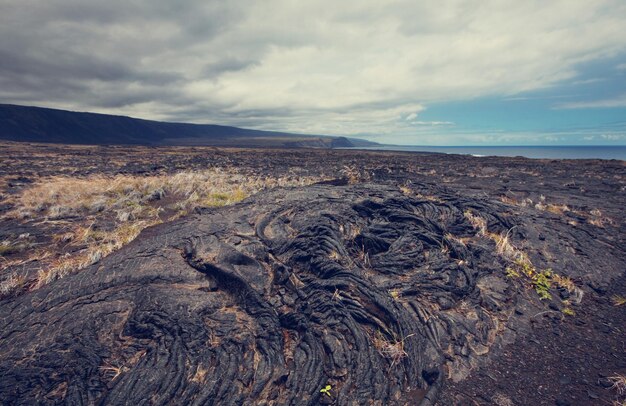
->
xmin=504 ymin=248 xmax=578 ymax=304
xmin=513 ymin=256 xmax=534 ymax=276
xmin=320 ymin=384 xmax=332 ymax=397
xmin=531 ymin=269 xmax=553 ymax=300
xmin=0 ymin=242 xmax=14 ymax=256
xmin=505 ymin=267 xmax=520 ymax=278
xmin=389 ymin=289 xmax=401 ymax=300
xmin=561 ymin=307 xmax=575 ymax=316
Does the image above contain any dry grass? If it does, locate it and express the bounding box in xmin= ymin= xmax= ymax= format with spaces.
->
xmin=99 ymin=363 xmax=126 ymax=381
xmin=501 ymin=195 xmax=571 ymax=215
xmin=399 ymin=185 xmax=412 ymax=195
xmin=611 ymin=295 xmax=626 ymax=307
xmin=610 ymin=375 xmax=626 ymax=396
xmin=8 ymin=168 xmax=317 ymax=220
xmin=0 ymin=241 xmax=15 ymax=256
xmin=490 ymin=230 xmax=520 ymax=262
xmin=551 ymin=274 xmax=576 ymax=293
xmin=588 ymin=208 xmax=615 ymax=228
xmin=501 ymin=196 xmax=534 ymax=207
xmin=0 ymin=273 xmax=26 ymax=297
xmin=0 ymin=237 xmax=33 ymax=257
xmin=356 ymin=244 xmax=371 ymax=268
xmin=467 ymin=214 xmax=582 ymax=304
xmin=372 ymin=331 xmax=414 ymax=367
xmin=340 ymin=165 xmax=360 ymax=183
xmin=500 ymin=194 xmax=615 ymax=228
xmin=464 ymin=210 xmax=487 ymax=236
xmin=542 ymin=203 xmax=570 ymax=215
xmin=492 ymin=393 xmax=514 ymax=406
xmin=388 ymin=289 xmax=401 ymax=300
xmin=190 ymin=366 xmax=208 ymax=383
xmin=2 ymin=168 xmax=322 ymax=290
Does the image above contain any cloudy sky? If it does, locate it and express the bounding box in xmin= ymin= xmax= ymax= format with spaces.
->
xmin=1 ymin=0 xmax=625 ymax=145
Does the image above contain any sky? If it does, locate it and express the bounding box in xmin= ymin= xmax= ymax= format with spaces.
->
xmin=1 ymin=0 xmax=625 ymax=146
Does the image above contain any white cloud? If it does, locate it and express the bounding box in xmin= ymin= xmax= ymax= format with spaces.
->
xmin=412 ymin=121 xmax=455 ymax=126
xmin=554 ymin=94 xmax=626 ymax=109
xmin=1 ymin=0 xmax=626 ymax=136
xmin=600 ymin=133 xmax=624 ymax=140
xmin=572 ymin=78 xmax=605 ymax=85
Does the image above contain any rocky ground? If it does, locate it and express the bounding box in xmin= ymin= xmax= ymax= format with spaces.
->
xmin=0 ymin=141 xmax=624 ymax=405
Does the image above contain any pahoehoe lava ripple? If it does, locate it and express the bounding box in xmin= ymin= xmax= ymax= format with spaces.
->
xmin=0 ymin=182 xmax=618 ymax=405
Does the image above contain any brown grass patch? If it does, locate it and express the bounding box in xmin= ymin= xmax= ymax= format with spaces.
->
xmin=0 ymin=273 xmax=26 ymax=297
xmin=190 ymin=366 xmax=208 ymax=383
xmin=611 ymin=295 xmax=626 ymax=307
xmin=2 ymin=168 xmax=322 ymax=290
xmin=464 ymin=210 xmax=487 ymax=236
xmin=610 ymin=374 xmax=626 ymax=396
xmin=372 ymin=331 xmax=414 ymax=367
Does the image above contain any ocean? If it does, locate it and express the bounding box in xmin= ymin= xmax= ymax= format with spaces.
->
xmin=351 ymin=145 xmax=626 ymax=160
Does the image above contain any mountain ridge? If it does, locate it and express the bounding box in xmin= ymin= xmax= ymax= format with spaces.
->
xmin=0 ymin=104 xmax=375 ymax=148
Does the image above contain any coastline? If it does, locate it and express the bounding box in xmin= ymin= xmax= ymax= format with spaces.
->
xmin=340 ymin=144 xmax=626 ymax=160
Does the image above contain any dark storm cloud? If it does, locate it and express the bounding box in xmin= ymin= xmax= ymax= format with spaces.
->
xmin=0 ymin=0 xmax=245 ymax=115
xmin=202 ymin=58 xmax=260 ymax=76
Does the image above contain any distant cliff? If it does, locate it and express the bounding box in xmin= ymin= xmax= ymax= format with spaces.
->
xmin=0 ymin=104 xmax=376 ymax=148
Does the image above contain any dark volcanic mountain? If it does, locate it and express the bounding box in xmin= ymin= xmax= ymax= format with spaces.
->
xmin=0 ymin=104 xmax=375 ymax=148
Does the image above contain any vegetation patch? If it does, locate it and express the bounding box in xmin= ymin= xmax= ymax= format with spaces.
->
xmin=1 ymin=168 xmax=322 ymax=293
xmin=464 ymin=210 xmax=582 ymax=305
xmin=611 ymin=295 xmax=626 ymax=307
xmin=372 ymin=331 xmax=414 ymax=367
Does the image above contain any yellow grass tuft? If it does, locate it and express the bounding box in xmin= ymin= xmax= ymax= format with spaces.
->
xmin=9 ymin=169 xmax=320 ymax=220
xmin=544 ymin=204 xmax=570 ymax=215
xmin=99 ymin=363 xmax=126 ymax=381
xmin=389 ymin=289 xmax=401 ymax=300
xmin=0 ymin=273 xmax=26 ymax=297
xmin=372 ymin=331 xmax=414 ymax=367
xmin=610 ymin=374 xmax=626 ymax=396
xmin=464 ymin=210 xmax=487 ymax=236
xmin=552 ymin=274 xmax=576 ymax=292
xmin=611 ymin=295 xmax=626 ymax=307
xmin=191 ymin=366 xmax=208 ymax=383
xmin=4 ymin=168 xmax=322 ymax=289
xmin=489 ymin=229 xmax=522 ymax=262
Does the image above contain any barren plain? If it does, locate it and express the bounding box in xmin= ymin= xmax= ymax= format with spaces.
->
xmin=0 ymin=141 xmax=624 ymax=405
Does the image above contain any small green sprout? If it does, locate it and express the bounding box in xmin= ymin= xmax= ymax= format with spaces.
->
xmin=532 ymin=269 xmax=553 ymax=300
xmin=320 ymin=384 xmax=332 ymax=397
xmin=505 ymin=267 xmax=520 ymax=278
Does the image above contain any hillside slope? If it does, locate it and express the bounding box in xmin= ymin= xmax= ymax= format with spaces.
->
xmin=0 ymin=104 xmax=374 ymax=148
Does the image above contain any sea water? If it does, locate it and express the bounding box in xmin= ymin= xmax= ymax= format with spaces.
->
xmin=352 ymin=145 xmax=626 ymax=160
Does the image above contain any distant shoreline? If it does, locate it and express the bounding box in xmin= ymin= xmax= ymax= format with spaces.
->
xmin=340 ymin=144 xmax=626 ymax=160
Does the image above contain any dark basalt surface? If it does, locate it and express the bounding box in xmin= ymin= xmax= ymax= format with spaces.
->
xmin=1 ymin=180 xmax=622 ymax=405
